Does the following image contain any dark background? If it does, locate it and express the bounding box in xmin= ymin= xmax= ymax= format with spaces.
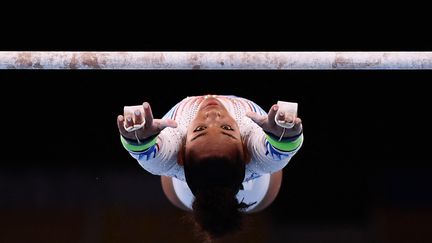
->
xmin=1 ymin=10 xmax=432 ymax=243
xmin=1 ymin=70 xmax=431 ymax=243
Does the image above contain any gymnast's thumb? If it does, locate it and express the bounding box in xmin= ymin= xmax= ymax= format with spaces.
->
xmin=246 ymin=112 xmax=266 ymax=126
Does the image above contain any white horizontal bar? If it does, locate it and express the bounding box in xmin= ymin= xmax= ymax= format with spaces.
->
xmin=1 ymin=52 xmax=431 ymax=70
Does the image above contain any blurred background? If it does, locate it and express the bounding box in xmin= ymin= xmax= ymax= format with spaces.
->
xmin=1 ymin=70 xmax=431 ymax=243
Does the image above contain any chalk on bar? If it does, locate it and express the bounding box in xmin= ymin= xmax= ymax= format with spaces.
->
xmin=275 ymin=101 xmax=298 ymax=128
xmin=123 ymin=105 xmax=146 ymax=132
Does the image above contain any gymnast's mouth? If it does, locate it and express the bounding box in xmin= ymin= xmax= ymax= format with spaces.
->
xmin=201 ymin=98 xmax=222 ymax=108
xmin=205 ymin=101 xmax=219 ymax=107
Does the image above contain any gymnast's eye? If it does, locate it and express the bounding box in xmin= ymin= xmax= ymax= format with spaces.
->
xmin=194 ymin=126 xmax=206 ymax=132
xmin=221 ymin=124 xmax=234 ymax=131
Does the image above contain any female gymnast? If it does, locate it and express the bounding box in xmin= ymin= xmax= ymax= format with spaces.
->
xmin=117 ymin=95 xmax=303 ymax=240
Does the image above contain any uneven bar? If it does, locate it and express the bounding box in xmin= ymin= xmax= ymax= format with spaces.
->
xmin=1 ymin=52 xmax=432 ymax=70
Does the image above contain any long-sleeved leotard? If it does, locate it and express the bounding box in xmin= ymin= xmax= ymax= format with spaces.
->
xmin=121 ymin=95 xmax=303 ymax=182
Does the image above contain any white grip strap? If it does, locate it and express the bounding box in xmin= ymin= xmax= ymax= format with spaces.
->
xmin=123 ymin=105 xmax=146 ymax=132
xmin=274 ymin=101 xmax=298 ymax=129
xmin=124 ymin=124 xmax=145 ymax=132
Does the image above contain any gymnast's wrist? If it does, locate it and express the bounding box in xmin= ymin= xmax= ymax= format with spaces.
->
xmin=265 ymin=132 xmax=303 ymax=152
xmin=265 ymin=128 xmax=303 ymax=142
xmin=120 ymin=133 xmax=159 ymax=152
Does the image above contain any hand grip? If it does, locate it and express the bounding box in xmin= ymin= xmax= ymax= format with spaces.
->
xmin=123 ymin=105 xmax=146 ymax=132
xmin=274 ymin=101 xmax=298 ymax=129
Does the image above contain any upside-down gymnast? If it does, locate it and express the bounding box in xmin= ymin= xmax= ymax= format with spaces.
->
xmin=117 ymin=95 xmax=303 ymax=240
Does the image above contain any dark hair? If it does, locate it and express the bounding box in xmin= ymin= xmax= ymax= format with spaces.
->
xmin=192 ymin=187 xmax=252 ymax=240
xmin=181 ymin=148 xmax=255 ymax=240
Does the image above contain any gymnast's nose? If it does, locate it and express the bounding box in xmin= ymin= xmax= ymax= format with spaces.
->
xmin=205 ymin=110 xmax=221 ymax=119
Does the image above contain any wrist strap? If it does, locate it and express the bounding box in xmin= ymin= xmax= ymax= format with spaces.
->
xmin=265 ymin=133 xmax=303 ymax=152
xmin=120 ymin=133 xmax=159 ymax=152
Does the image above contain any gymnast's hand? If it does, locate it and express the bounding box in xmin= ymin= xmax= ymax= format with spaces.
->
xmin=246 ymin=104 xmax=302 ymax=138
xmin=117 ymin=102 xmax=178 ymax=141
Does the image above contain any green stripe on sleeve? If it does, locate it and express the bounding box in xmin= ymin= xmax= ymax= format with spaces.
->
xmin=265 ymin=133 xmax=303 ymax=152
xmin=120 ymin=135 xmax=158 ymax=152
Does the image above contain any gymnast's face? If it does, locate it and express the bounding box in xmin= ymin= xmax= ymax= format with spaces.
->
xmin=185 ymin=97 xmax=244 ymax=162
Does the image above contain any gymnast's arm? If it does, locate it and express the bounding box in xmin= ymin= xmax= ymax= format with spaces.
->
xmin=244 ymin=103 xmax=303 ymax=177
xmin=116 ymin=102 xmax=180 ymax=176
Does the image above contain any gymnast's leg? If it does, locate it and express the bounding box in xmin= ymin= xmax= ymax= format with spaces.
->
xmin=161 ymin=176 xmax=191 ymax=211
xmin=247 ymin=170 xmax=283 ymax=213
